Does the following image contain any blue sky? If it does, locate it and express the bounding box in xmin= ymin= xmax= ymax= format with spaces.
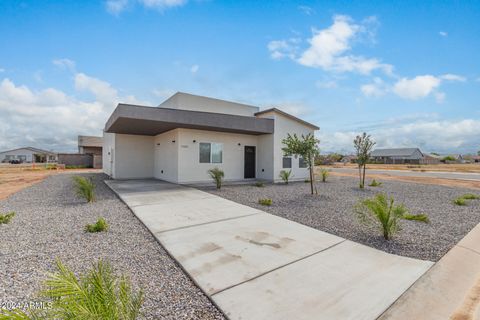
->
xmin=0 ymin=0 xmax=479 ymax=153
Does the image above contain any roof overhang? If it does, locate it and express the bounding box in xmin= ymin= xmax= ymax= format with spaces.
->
xmin=104 ymin=104 xmax=275 ymax=136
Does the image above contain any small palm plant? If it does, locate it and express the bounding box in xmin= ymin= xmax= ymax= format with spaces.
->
xmin=73 ymin=176 xmax=95 ymax=202
xmin=355 ymin=193 xmax=408 ymax=240
xmin=320 ymin=168 xmax=329 ymax=182
xmin=279 ymin=170 xmax=292 ymax=184
xmin=369 ymin=179 xmax=382 ymax=187
xmin=0 ymin=259 xmax=144 ymax=320
xmin=208 ymin=167 xmax=224 ymax=189
xmin=85 ymin=217 xmax=109 ymax=233
xmin=258 ymin=198 xmax=273 ymax=206
xmin=0 ymin=211 xmax=15 ymax=224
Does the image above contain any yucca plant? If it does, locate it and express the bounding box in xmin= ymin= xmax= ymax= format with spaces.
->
xmin=403 ymin=213 xmax=429 ymax=223
xmin=461 ymin=193 xmax=480 ymax=200
xmin=320 ymin=168 xmax=329 ymax=182
xmin=453 ymin=197 xmax=467 ymax=206
xmin=258 ymin=198 xmax=273 ymax=206
xmin=73 ymin=176 xmax=96 ymax=202
xmin=85 ymin=217 xmax=109 ymax=233
xmin=255 ymin=181 xmax=265 ymax=187
xmin=279 ymin=170 xmax=292 ymax=184
xmin=0 ymin=211 xmax=15 ymax=224
xmin=369 ymin=179 xmax=382 ymax=187
xmin=208 ymin=167 xmax=224 ymax=189
xmin=355 ymin=193 xmax=408 ymax=240
xmin=0 ymin=259 xmax=144 ymax=320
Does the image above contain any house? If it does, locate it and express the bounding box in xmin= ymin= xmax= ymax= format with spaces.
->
xmin=78 ymin=135 xmax=103 ymax=169
xmin=103 ymin=92 xmax=319 ymax=183
xmin=0 ymin=147 xmax=57 ymax=163
xmin=370 ymin=148 xmax=425 ymax=164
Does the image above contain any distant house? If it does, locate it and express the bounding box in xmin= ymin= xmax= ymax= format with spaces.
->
xmin=370 ymin=148 xmax=425 ymax=164
xmin=78 ymin=135 xmax=103 ymax=169
xmin=0 ymin=147 xmax=57 ymax=163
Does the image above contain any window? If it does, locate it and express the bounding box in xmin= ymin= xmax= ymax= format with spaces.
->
xmin=299 ymin=157 xmax=307 ymax=168
xmin=282 ymin=157 xmax=292 ymax=168
xmin=199 ymin=142 xmax=223 ymax=163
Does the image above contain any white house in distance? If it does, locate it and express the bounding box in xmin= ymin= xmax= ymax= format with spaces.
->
xmin=103 ymin=92 xmax=319 ymax=184
xmin=0 ymin=147 xmax=57 ymax=163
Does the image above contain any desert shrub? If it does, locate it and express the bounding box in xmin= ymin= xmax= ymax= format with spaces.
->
xmin=207 ymin=167 xmax=224 ymax=189
xmin=46 ymin=164 xmax=57 ymax=170
xmin=355 ymin=193 xmax=408 ymax=240
xmin=461 ymin=193 xmax=480 ymax=200
xmin=85 ymin=217 xmax=109 ymax=233
xmin=255 ymin=181 xmax=265 ymax=187
xmin=258 ymin=198 xmax=273 ymax=206
xmin=0 ymin=212 xmax=15 ymax=224
xmin=279 ymin=170 xmax=292 ymax=184
xmin=320 ymin=168 xmax=329 ymax=182
xmin=369 ymin=179 xmax=382 ymax=187
xmin=453 ymin=197 xmax=467 ymax=206
xmin=0 ymin=259 xmax=144 ymax=319
xmin=403 ymin=213 xmax=430 ymax=223
xmin=73 ymin=176 xmax=95 ymax=202
xmin=66 ymin=165 xmax=88 ymax=169
xmin=304 ymin=179 xmax=310 ymax=183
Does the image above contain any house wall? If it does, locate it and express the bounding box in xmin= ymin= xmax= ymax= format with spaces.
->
xmin=103 ymin=133 xmax=154 ymax=179
xmin=0 ymin=149 xmax=35 ymax=163
xmin=257 ymin=111 xmax=314 ymax=182
xmin=176 ymin=128 xmax=259 ymax=183
xmin=153 ymin=129 xmax=179 ymax=183
xmin=159 ymin=92 xmax=259 ymax=117
xmin=256 ymin=133 xmax=274 ymax=180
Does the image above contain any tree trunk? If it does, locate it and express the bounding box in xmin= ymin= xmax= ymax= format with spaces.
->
xmin=309 ymin=165 xmax=314 ymax=195
xmin=362 ymin=164 xmax=366 ymax=188
xmin=358 ymin=163 xmax=363 ymax=188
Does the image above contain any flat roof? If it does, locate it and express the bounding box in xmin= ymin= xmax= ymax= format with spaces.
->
xmin=255 ymin=108 xmax=320 ymax=130
xmin=104 ymin=104 xmax=275 ymax=136
xmin=0 ymin=147 xmax=56 ymax=155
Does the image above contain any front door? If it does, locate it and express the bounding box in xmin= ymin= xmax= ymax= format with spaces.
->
xmin=244 ymin=146 xmax=256 ymax=179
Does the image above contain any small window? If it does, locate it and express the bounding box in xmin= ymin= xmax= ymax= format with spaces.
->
xmin=199 ymin=142 xmax=223 ymax=164
xmin=299 ymin=157 xmax=307 ymax=168
xmin=282 ymin=157 xmax=292 ymax=168
xmin=199 ymin=143 xmax=211 ymax=163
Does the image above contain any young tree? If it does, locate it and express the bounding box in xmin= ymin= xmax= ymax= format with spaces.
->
xmin=282 ymin=133 xmax=320 ymax=195
xmin=353 ymin=132 xmax=375 ymax=189
xmin=478 ymin=150 xmax=480 ymax=156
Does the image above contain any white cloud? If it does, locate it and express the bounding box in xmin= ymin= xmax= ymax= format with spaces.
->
xmin=0 ymin=73 xmax=147 ymax=152
xmin=440 ymin=73 xmax=466 ymax=82
xmin=0 ymin=68 xmax=5 ymax=73
xmin=152 ymin=88 xmax=175 ymax=99
xmin=53 ymin=58 xmax=76 ymax=72
xmin=106 ymin=0 xmax=129 ymax=14
xmin=269 ymin=15 xmax=393 ymax=75
xmin=316 ymin=80 xmax=337 ymax=89
xmin=190 ymin=64 xmax=199 ymax=74
xmin=360 ymin=77 xmax=387 ymax=97
xmin=320 ymin=118 xmax=480 ymax=153
xmin=105 ymin=0 xmax=186 ymax=14
xmin=139 ymin=0 xmax=187 ymax=10
xmin=439 ymin=31 xmax=448 ymax=37
xmin=267 ymin=38 xmax=300 ymax=60
xmin=298 ymin=5 xmax=315 ymax=15
xmin=393 ymin=75 xmax=442 ymax=100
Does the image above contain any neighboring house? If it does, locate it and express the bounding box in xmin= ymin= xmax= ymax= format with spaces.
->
xmin=370 ymin=148 xmax=425 ymax=164
xmin=103 ymin=92 xmax=319 ymax=183
xmin=438 ymin=154 xmax=465 ymax=163
xmin=0 ymin=147 xmax=57 ymax=163
xmin=78 ymin=135 xmax=103 ymax=169
xmin=422 ymin=153 xmax=442 ymax=165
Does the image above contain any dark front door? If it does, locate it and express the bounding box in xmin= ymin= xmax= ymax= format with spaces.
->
xmin=244 ymin=146 xmax=256 ymax=179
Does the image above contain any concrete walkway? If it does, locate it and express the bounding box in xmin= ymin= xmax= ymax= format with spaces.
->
xmin=106 ymin=179 xmax=433 ymax=320
xmin=380 ymin=223 xmax=480 ymax=320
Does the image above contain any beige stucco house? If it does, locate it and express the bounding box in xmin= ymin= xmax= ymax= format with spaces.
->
xmin=103 ymin=92 xmax=319 ymax=184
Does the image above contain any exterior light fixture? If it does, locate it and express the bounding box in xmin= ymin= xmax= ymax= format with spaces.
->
xmin=172 ymin=140 xmax=176 ymax=143
xmin=238 ymin=143 xmax=241 ymax=146
xmin=193 ymin=140 xmax=196 ymax=143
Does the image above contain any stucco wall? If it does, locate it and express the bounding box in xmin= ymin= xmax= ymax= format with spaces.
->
xmin=159 ymin=93 xmax=259 ymax=117
xmin=0 ymin=149 xmax=35 ymax=162
xmin=153 ymin=129 xmax=179 ymax=183
xmin=114 ymin=134 xmax=154 ymax=179
xmin=176 ymin=128 xmax=259 ymax=183
xmin=256 ymin=133 xmax=274 ymax=180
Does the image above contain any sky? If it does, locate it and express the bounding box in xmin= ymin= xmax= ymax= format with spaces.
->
xmin=0 ymin=0 xmax=479 ymax=154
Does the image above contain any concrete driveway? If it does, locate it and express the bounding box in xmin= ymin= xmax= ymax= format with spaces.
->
xmin=106 ymin=179 xmax=433 ymax=320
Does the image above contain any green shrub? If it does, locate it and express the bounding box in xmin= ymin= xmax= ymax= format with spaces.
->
xmin=279 ymin=170 xmax=292 ymax=184
xmin=355 ymin=193 xmax=408 ymax=240
xmin=85 ymin=217 xmax=109 ymax=233
xmin=369 ymin=179 xmax=383 ymax=187
xmin=453 ymin=197 xmax=467 ymax=206
xmin=258 ymin=198 xmax=273 ymax=206
xmin=45 ymin=164 xmax=57 ymax=170
xmin=320 ymin=168 xmax=329 ymax=182
xmin=255 ymin=181 xmax=265 ymax=187
xmin=0 ymin=259 xmax=144 ymax=319
xmin=0 ymin=212 xmax=15 ymax=224
xmin=73 ymin=176 xmax=95 ymax=202
xmin=304 ymin=179 xmax=310 ymax=183
xmin=403 ymin=213 xmax=430 ymax=223
xmin=207 ymin=167 xmax=224 ymax=189
xmin=66 ymin=165 xmax=89 ymax=169
xmin=461 ymin=193 xmax=480 ymax=200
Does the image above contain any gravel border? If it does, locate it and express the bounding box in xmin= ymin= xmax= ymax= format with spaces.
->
xmin=0 ymin=173 xmax=225 ymax=319
xmin=202 ymin=175 xmax=480 ymax=262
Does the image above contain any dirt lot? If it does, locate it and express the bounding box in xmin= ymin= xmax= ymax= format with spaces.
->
xmin=0 ymin=165 xmax=100 ymax=200
xmin=332 ymin=162 xmax=480 ymax=173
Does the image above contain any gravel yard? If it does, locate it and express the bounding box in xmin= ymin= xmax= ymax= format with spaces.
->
xmin=203 ymin=176 xmax=480 ymax=262
xmin=0 ymin=173 xmax=225 ymax=320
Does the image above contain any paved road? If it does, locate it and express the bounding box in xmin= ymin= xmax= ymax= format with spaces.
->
xmin=106 ymin=179 xmax=432 ymax=320
xmin=331 ymin=168 xmax=480 ymax=181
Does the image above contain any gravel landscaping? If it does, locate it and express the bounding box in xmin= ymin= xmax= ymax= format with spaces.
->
xmin=0 ymin=173 xmax=225 ymax=320
xmin=202 ymin=176 xmax=480 ymax=262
